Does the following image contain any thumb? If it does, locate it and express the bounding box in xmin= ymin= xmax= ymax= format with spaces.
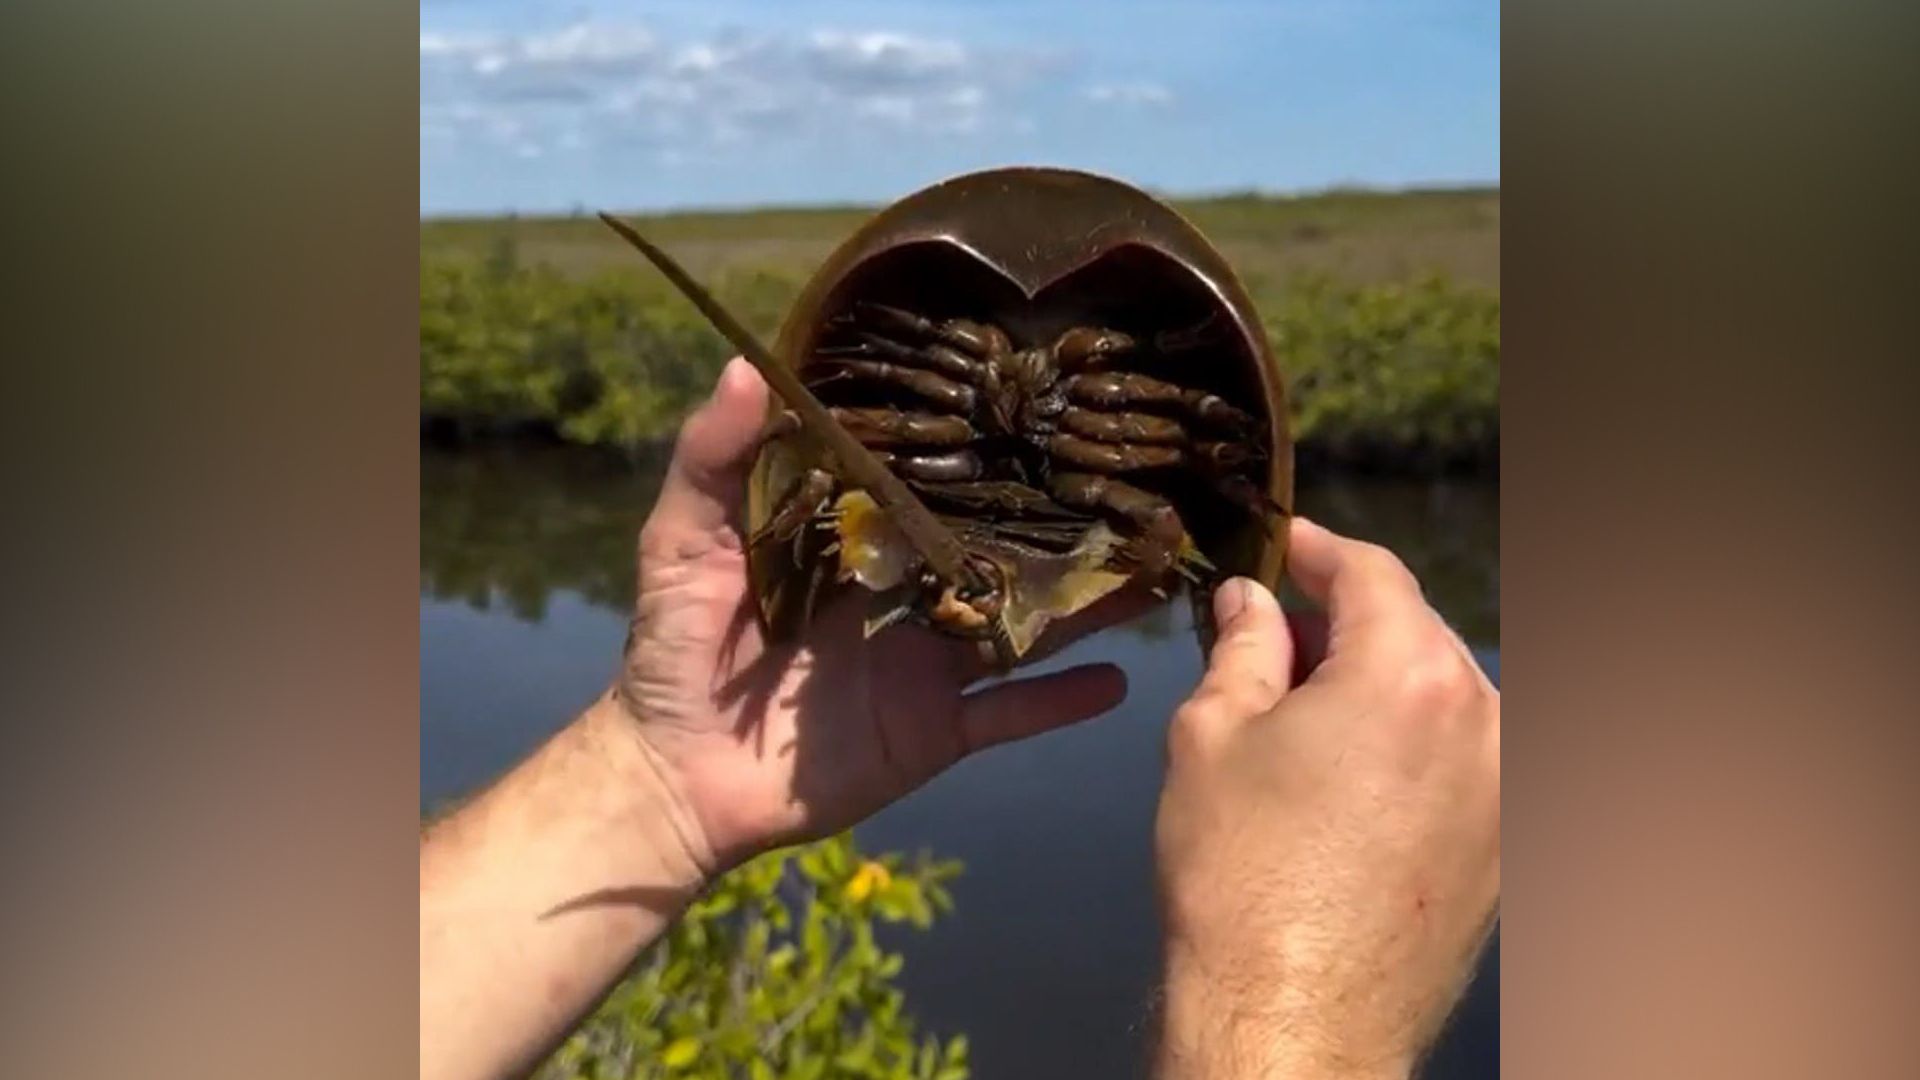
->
xmin=643 ymin=357 xmax=769 ymax=547
xmin=1190 ymin=578 xmax=1292 ymax=719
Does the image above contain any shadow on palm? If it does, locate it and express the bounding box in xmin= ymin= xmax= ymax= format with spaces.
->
xmin=711 ymin=573 xmax=1151 ymax=847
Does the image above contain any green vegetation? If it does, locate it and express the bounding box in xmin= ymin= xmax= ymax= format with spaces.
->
xmin=420 ymin=186 xmax=1498 ymax=468
xmin=539 ymin=833 xmax=969 ymax=1080
xmin=421 ymin=186 xmax=1498 ymax=286
xmin=1259 ymin=271 xmax=1499 ymax=464
xmin=420 ymin=241 xmax=797 ymax=451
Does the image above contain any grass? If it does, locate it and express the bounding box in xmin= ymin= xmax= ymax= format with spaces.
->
xmin=421 ymin=185 xmax=1499 ymax=288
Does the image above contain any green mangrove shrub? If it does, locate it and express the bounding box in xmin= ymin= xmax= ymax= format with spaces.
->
xmin=421 ymin=254 xmax=800 ymax=451
xmin=421 ymin=253 xmax=1497 ymax=459
xmin=1263 ymin=271 xmax=1499 ymax=456
xmin=538 ymin=833 xmax=969 ymax=1080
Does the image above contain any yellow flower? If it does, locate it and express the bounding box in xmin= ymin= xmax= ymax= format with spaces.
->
xmin=661 ymin=1036 xmax=700 ymax=1069
xmin=844 ymin=860 xmax=892 ymax=903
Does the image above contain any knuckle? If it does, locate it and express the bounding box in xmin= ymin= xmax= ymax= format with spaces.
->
xmin=1208 ymin=656 xmax=1283 ymax=712
xmin=669 ymin=403 xmax=724 ymax=462
xmin=636 ymin=518 xmax=676 ymax=561
xmin=668 ymin=410 xmax=700 ymax=453
xmin=1223 ymin=669 xmax=1283 ymax=716
xmin=1349 ymin=538 xmax=1400 ymax=571
xmin=1395 ymin=651 xmax=1478 ymax=715
xmin=1350 ymin=539 xmax=1418 ymax=590
xmin=1171 ymin=696 xmax=1221 ymax=735
xmin=1167 ymin=696 xmax=1229 ymax=759
xmin=1365 ymin=618 xmax=1433 ymax=667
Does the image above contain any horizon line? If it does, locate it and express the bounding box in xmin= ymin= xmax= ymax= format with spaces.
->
xmin=420 ymin=177 xmax=1501 ymax=223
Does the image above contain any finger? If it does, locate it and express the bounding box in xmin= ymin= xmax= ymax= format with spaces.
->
xmin=1285 ymin=610 xmax=1332 ymax=686
xmin=1285 ymin=516 xmax=1426 ymax=631
xmin=952 ymin=583 xmax=1161 ymax=684
xmin=957 ymin=663 xmax=1127 ymax=754
xmin=643 ymin=358 xmax=769 ymax=546
xmin=1186 ymin=577 xmax=1292 ymax=720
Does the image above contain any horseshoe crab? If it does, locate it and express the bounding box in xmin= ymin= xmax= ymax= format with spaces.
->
xmin=602 ymin=166 xmax=1292 ymax=669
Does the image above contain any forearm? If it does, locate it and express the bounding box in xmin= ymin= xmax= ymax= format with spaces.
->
xmin=420 ymin=692 xmax=713 ymax=1080
xmin=1155 ymin=945 xmax=1412 ymax=1080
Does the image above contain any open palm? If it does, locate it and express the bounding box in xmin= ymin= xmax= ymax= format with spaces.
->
xmin=616 ymin=358 xmax=1134 ymax=871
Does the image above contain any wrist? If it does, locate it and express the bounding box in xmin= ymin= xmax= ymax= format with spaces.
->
xmin=578 ymin=690 xmax=719 ymax=888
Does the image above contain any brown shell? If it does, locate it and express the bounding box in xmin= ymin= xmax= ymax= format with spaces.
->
xmin=748 ymin=166 xmax=1293 ymax=651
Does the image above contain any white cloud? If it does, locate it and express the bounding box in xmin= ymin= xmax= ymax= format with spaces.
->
xmin=420 ymin=21 xmax=1049 ymax=160
xmin=1083 ymin=81 xmax=1174 ymax=108
xmin=803 ymin=30 xmax=968 ymax=90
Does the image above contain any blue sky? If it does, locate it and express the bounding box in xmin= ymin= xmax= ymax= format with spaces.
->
xmin=421 ymin=0 xmax=1498 ymax=215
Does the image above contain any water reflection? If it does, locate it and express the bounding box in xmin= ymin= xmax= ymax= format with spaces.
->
xmin=421 ymin=445 xmax=1498 ymax=644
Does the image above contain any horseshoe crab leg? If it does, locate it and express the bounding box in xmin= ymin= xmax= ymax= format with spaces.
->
xmin=817 ymin=333 xmax=987 ymax=385
xmin=762 ymin=407 xmax=975 ymax=448
xmin=1063 ymin=372 xmax=1257 ymax=436
xmin=748 ymin=467 xmax=836 ymax=552
xmin=808 ymin=357 xmax=978 ymax=413
xmin=1046 ymin=433 xmax=1184 ymax=472
xmin=841 ymin=301 xmax=1011 ymax=361
xmin=1058 ymin=408 xmax=1186 ymax=444
xmin=873 ymin=449 xmax=985 ymax=482
xmin=1047 ymin=472 xmax=1190 ymax=579
xmin=596 ymin=213 xmax=1010 ymax=661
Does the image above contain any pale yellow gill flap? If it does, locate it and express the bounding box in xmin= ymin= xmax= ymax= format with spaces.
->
xmin=833 ymin=490 xmax=914 ymax=592
xmin=995 ymin=524 xmax=1134 ymax=658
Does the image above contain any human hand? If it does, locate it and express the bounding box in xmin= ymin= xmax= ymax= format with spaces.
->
xmin=607 ymin=357 xmax=1136 ymax=874
xmin=1154 ymin=519 xmax=1499 ymax=1079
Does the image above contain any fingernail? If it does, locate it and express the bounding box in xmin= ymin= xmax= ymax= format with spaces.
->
xmin=1214 ymin=578 xmax=1250 ymax=626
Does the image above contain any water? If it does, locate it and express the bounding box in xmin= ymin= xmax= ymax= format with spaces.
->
xmin=421 ymin=446 xmax=1500 ymax=1078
